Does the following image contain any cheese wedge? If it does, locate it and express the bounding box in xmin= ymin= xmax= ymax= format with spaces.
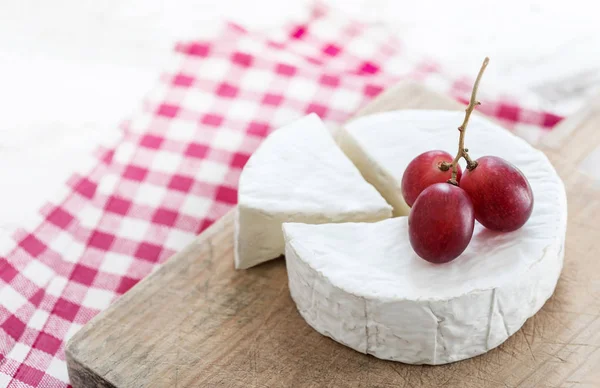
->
xmin=235 ymin=114 xmax=392 ymax=269
xmin=286 ymin=110 xmax=567 ymax=364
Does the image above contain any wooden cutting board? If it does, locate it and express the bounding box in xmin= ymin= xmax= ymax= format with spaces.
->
xmin=66 ymin=83 xmax=600 ymax=388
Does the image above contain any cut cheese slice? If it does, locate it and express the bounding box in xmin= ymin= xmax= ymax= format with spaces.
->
xmin=235 ymin=114 xmax=392 ymax=269
xmin=286 ymin=110 xmax=567 ymax=364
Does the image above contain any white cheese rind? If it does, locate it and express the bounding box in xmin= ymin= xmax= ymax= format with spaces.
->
xmin=235 ymin=114 xmax=392 ymax=269
xmin=285 ymin=218 xmax=565 ymax=364
xmin=285 ymin=110 xmax=567 ymax=364
xmin=338 ymin=110 xmax=555 ymax=216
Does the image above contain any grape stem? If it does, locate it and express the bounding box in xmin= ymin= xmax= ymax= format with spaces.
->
xmin=440 ymin=57 xmax=489 ymax=185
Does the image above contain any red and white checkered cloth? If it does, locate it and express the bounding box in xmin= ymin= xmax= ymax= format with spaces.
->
xmin=0 ymin=5 xmax=563 ymax=387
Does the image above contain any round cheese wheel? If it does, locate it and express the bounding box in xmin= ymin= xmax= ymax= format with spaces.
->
xmin=284 ymin=110 xmax=567 ymax=365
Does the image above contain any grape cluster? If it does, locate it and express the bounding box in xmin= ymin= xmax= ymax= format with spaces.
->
xmin=403 ymin=151 xmax=533 ymax=264
xmin=402 ymin=58 xmax=534 ymax=264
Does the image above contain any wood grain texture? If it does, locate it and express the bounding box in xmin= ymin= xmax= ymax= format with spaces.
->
xmin=66 ymin=82 xmax=600 ymax=388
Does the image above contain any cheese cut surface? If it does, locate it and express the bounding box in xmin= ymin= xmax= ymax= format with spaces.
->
xmin=235 ymin=114 xmax=392 ymax=269
xmin=286 ymin=110 xmax=567 ymax=364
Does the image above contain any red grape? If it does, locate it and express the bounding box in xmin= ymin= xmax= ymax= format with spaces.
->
xmin=408 ymin=183 xmax=475 ymax=264
xmin=460 ymin=156 xmax=533 ymax=232
xmin=401 ymin=150 xmax=462 ymax=207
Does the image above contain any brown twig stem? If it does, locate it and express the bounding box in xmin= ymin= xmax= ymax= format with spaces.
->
xmin=441 ymin=57 xmax=489 ymax=185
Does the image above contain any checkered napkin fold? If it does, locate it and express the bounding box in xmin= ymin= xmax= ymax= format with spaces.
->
xmin=0 ymin=5 xmax=562 ymax=388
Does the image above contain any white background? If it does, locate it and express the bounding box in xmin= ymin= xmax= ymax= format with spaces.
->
xmin=1 ymin=0 xmax=599 ymax=241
